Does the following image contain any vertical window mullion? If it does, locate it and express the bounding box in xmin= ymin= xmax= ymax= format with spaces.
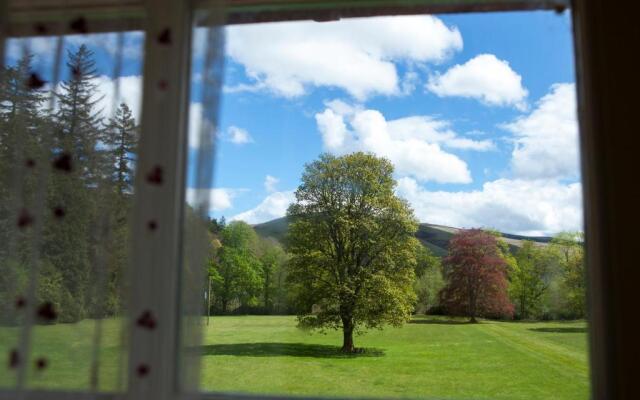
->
xmin=127 ymin=1 xmax=193 ymax=399
xmin=0 ymin=0 xmax=6 ymax=69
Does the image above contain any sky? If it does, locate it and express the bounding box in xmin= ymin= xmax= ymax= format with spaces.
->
xmin=5 ymin=10 xmax=581 ymax=236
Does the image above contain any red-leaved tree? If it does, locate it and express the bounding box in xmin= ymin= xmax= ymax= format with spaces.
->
xmin=439 ymin=229 xmax=514 ymax=322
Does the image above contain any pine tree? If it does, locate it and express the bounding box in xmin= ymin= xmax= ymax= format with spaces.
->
xmin=103 ymin=102 xmax=137 ymax=195
xmin=42 ymin=45 xmax=105 ymax=322
xmin=53 ymin=45 xmax=104 ymax=184
xmin=0 ymin=55 xmax=46 ymax=325
xmin=99 ymin=103 xmax=138 ymax=317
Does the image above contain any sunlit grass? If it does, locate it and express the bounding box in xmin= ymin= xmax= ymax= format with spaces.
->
xmin=1 ymin=316 xmax=589 ymax=399
xmin=200 ymin=315 xmax=589 ymax=399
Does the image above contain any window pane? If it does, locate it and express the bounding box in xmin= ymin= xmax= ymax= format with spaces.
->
xmin=0 ymin=30 xmax=144 ymax=391
xmin=189 ymin=10 xmax=589 ymax=400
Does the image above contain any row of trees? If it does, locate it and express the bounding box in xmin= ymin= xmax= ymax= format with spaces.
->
xmin=206 ymin=218 xmax=289 ymax=315
xmin=206 ymin=212 xmax=585 ymax=324
xmin=0 ymin=48 xmax=138 ymax=323
xmin=437 ymin=229 xmax=585 ymax=322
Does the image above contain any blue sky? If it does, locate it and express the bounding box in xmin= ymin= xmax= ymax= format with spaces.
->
xmin=5 ymin=10 xmax=581 ymax=236
xmin=206 ymin=10 xmax=581 ymax=236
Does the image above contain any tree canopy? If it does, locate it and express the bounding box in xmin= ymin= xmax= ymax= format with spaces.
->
xmin=286 ymin=152 xmax=418 ymax=352
xmin=439 ymin=229 xmax=514 ymax=322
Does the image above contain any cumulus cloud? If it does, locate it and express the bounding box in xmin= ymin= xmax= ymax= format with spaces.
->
xmin=225 ymin=16 xmax=462 ymax=100
xmin=502 ymin=83 xmax=579 ymax=180
xmin=427 ymin=54 xmax=528 ymax=110
xmin=396 ymin=177 xmax=583 ymax=236
xmin=315 ymin=100 xmax=494 ymax=184
xmin=264 ymin=175 xmax=279 ymax=193
xmin=231 ymin=191 xmax=295 ymax=224
xmin=186 ymin=188 xmax=237 ymax=212
xmin=93 ymin=75 xmax=143 ymax=121
xmin=225 ymin=126 xmax=254 ymax=145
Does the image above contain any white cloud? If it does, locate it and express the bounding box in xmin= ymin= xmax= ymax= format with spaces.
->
xmin=502 ymin=83 xmax=579 ymax=180
xmin=264 ymin=175 xmax=279 ymax=193
xmin=186 ymin=188 xmax=237 ymax=212
xmin=226 ymin=126 xmax=253 ymax=145
xmin=225 ymin=15 xmax=462 ymax=100
xmin=315 ymin=101 xmax=495 ymax=184
xmin=93 ymin=75 xmax=143 ymax=121
xmin=427 ymin=54 xmax=528 ymax=110
xmin=396 ymin=177 xmax=583 ymax=236
xmin=231 ymin=191 xmax=295 ymax=224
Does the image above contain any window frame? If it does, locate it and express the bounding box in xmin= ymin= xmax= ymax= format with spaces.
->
xmin=1 ymin=0 xmax=633 ymax=399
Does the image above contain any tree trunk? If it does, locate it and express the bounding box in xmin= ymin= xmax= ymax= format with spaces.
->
xmin=341 ymin=319 xmax=355 ymax=353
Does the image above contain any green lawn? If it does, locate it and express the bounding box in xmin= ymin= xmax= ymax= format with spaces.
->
xmin=1 ymin=316 xmax=589 ymax=399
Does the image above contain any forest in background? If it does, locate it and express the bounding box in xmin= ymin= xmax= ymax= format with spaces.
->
xmin=0 ymin=47 xmax=136 ymax=324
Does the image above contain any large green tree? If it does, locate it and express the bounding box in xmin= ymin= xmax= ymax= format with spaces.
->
xmin=286 ymin=152 xmax=418 ymax=353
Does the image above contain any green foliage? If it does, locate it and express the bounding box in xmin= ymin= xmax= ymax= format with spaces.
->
xmin=0 ymin=48 xmax=138 ymax=324
xmin=286 ymin=152 xmax=418 ymax=351
xmin=102 ymin=102 xmax=137 ymax=194
xmin=510 ymin=241 xmax=549 ymax=319
xmin=258 ymin=238 xmax=288 ymax=313
xmin=209 ymin=221 xmax=264 ymax=313
xmin=549 ymin=232 xmax=586 ymax=318
xmin=413 ymin=244 xmax=444 ymax=314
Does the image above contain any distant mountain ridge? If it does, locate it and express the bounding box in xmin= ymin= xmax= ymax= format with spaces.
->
xmin=253 ymin=217 xmax=551 ymax=257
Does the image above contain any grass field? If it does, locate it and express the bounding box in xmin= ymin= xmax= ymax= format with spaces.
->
xmin=1 ymin=316 xmax=589 ymax=399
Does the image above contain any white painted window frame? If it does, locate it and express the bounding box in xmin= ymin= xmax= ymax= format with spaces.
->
xmin=7 ymin=1 xmax=624 ymax=400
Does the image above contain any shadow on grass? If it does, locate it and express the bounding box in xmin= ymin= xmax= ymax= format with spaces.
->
xmin=409 ymin=318 xmax=472 ymax=325
xmin=529 ymin=327 xmax=587 ymax=333
xmin=200 ymin=342 xmax=385 ymax=358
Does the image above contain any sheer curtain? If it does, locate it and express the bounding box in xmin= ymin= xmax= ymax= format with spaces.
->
xmin=0 ymin=1 xmax=226 ymax=396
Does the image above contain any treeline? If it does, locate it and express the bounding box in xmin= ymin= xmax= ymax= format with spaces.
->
xmin=206 ymin=218 xmax=290 ymax=315
xmin=206 ymin=218 xmax=586 ymax=321
xmin=0 ymin=47 xmax=138 ymax=324
xmin=416 ymin=230 xmax=586 ymax=321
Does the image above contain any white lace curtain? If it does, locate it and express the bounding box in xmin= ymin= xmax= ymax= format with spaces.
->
xmin=0 ymin=1 xmax=225 ymax=395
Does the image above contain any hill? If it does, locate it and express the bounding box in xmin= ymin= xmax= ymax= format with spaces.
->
xmin=253 ymin=217 xmax=551 ymax=257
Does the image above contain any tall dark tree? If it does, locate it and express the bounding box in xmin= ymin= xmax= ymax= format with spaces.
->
xmin=439 ymin=229 xmax=514 ymax=322
xmin=0 ymin=55 xmax=46 ymax=324
xmin=286 ymin=152 xmax=418 ymax=353
xmin=103 ymin=102 xmax=137 ymax=195
xmin=42 ymin=45 xmax=104 ymax=322
xmin=53 ymin=45 xmax=104 ymax=184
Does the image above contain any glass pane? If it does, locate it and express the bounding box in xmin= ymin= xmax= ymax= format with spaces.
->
xmin=1 ymin=29 xmax=144 ymax=391
xmin=190 ymin=9 xmax=588 ymax=400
